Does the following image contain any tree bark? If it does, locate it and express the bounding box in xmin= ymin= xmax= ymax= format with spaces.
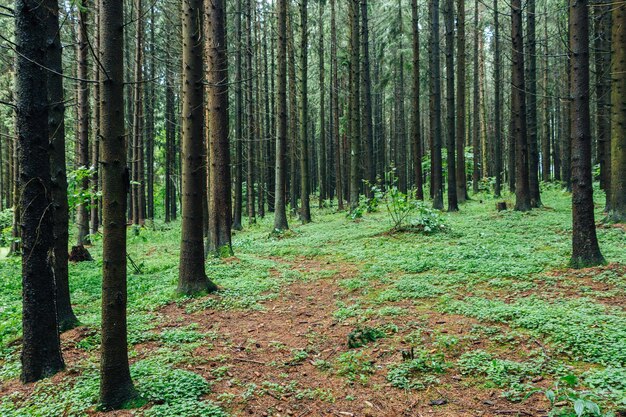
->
xmin=493 ymin=0 xmax=503 ymax=197
xmin=330 ymin=0 xmax=343 ymax=210
xmin=444 ymin=0 xmax=457 ymax=211
xmin=609 ymin=0 xmax=626 ymax=222
xmin=349 ymin=0 xmax=361 ymax=211
xmin=16 ymin=0 xmax=65 ymax=383
xmin=455 ymin=0 xmax=467 ymax=201
xmin=526 ymin=0 xmax=542 ymax=207
xmin=594 ymin=0 xmax=611 ymax=211
xmin=570 ymin=0 xmax=604 ymax=267
xmin=178 ymin=0 xmax=217 ymax=294
xmin=46 ymin=0 xmax=78 ymax=332
xmin=273 ymin=0 xmax=290 ymax=231
xmin=472 ymin=0 xmax=480 ymax=194
xmin=430 ymin=0 xmax=443 ymax=209
xmin=317 ymin=2 xmax=326 ymax=207
xmin=299 ymin=0 xmax=311 ymax=223
xmin=512 ymin=0 xmax=531 ymax=211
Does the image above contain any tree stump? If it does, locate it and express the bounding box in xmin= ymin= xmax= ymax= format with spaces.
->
xmin=69 ymin=245 xmax=93 ymax=262
xmin=496 ymin=202 xmax=508 ymax=211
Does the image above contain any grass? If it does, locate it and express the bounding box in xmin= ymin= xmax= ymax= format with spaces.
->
xmin=1 ymin=188 xmax=625 ymax=415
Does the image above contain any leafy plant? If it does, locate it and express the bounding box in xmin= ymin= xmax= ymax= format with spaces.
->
xmin=386 ymin=351 xmax=447 ymax=390
xmin=335 ymin=351 xmax=375 ymax=384
xmin=537 ymin=375 xmax=606 ymax=417
xmin=347 ymin=326 xmax=386 ymax=348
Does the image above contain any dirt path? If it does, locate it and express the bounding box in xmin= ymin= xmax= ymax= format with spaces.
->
xmin=143 ymin=257 xmax=550 ymax=417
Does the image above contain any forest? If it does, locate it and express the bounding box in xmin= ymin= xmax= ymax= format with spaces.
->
xmin=0 ymin=0 xmax=625 ymax=415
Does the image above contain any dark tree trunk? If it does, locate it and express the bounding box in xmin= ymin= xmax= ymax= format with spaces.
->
xmin=233 ymin=0 xmax=243 ymax=230
xmin=246 ymin=0 xmax=256 ymax=225
xmin=541 ymin=2 xmax=551 ymax=183
xmin=444 ymin=0 xmax=458 ymax=211
xmin=512 ymin=0 xmax=531 ymax=211
xmin=318 ymin=2 xmax=326 ymax=207
xmin=570 ymin=0 xmax=605 ymax=267
xmin=288 ymin=10 xmax=299 ymax=214
xmin=131 ymin=0 xmax=145 ymax=226
xmin=178 ymin=0 xmax=217 ymax=294
xmin=455 ymin=0 xmax=467 ymax=201
xmin=349 ymin=0 xmax=361 ymax=211
xmin=493 ymin=0 xmax=502 ymax=197
xmin=165 ymin=23 xmax=175 ymax=223
xmin=330 ymin=0 xmax=343 ymax=210
xmin=361 ymin=0 xmax=374 ymax=192
xmin=274 ymin=0 xmax=290 ymax=231
xmin=594 ymin=0 xmax=611 ymax=211
xmin=411 ymin=0 xmax=423 ymax=200
xmin=98 ymin=0 xmax=137 ymax=407
xmin=91 ymin=1 xmax=100 ymax=235
xmin=16 ymin=0 xmax=65 ymax=383
xmin=299 ymin=0 xmax=311 ymax=223
xmin=76 ymin=3 xmax=91 ymax=245
xmin=472 ymin=0 xmax=480 ymax=194
xmin=429 ymin=0 xmax=443 ymax=209
xmin=46 ymin=0 xmax=78 ymax=332
xmin=526 ymin=0 xmax=541 ymax=207
xmin=146 ymin=5 xmax=156 ymax=221
xmin=562 ymin=0 xmax=573 ymax=192
xmin=206 ymin=0 xmax=233 ymax=256
xmin=609 ymin=1 xmax=626 ymax=221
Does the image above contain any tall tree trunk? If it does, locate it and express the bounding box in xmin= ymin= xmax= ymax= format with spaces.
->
xmin=541 ymin=1 xmax=551 ymax=183
xmin=411 ymin=0 xmax=423 ymax=199
xmin=361 ymin=0 xmax=374 ymax=192
xmin=471 ymin=0 xmax=480 ymax=194
xmin=444 ymin=0 xmax=457 ymax=211
xmin=349 ymin=0 xmax=361 ymax=211
xmin=91 ymin=1 xmax=100 ymax=235
xmin=165 ymin=22 xmax=175 ymax=223
xmin=493 ymin=0 xmax=502 ymax=197
xmin=233 ymin=0 xmax=243 ymax=230
xmin=562 ymin=0 xmax=573 ymax=191
xmin=146 ymin=5 xmax=155 ymax=221
xmin=430 ymin=0 xmax=443 ymax=209
xmin=246 ymin=0 xmax=256 ymax=225
xmin=16 ymin=0 xmax=65 ymax=383
xmin=206 ymin=0 xmax=233 ymax=256
xmin=76 ymin=3 xmax=91 ymax=245
xmin=330 ymin=0 xmax=343 ymax=210
xmin=317 ymin=2 xmax=326 ymax=207
xmin=512 ymin=0 xmax=531 ymax=211
xmin=299 ymin=0 xmax=311 ymax=223
xmin=570 ymin=0 xmax=604 ymax=267
xmin=132 ymin=0 xmax=145 ymax=226
xmin=594 ymin=0 xmax=611 ymax=211
xmin=98 ymin=0 xmax=137 ymax=407
xmin=526 ymin=0 xmax=541 ymax=207
xmin=609 ymin=1 xmax=626 ymax=222
xmin=46 ymin=0 xmax=78 ymax=331
xmin=274 ymin=0 xmax=290 ymax=231
xmin=455 ymin=0 xmax=467 ymax=201
xmin=178 ymin=0 xmax=217 ymax=294
xmin=288 ymin=10 xmax=299 ymax=214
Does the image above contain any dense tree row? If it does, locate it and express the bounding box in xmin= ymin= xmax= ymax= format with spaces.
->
xmin=0 ymin=0 xmax=624 ymax=409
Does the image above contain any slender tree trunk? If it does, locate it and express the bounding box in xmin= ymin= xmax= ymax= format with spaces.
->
xmin=146 ymin=5 xmax=155 ymax=221
xmin=570 ymin=0 xmax=604 ymax=267
xmin=512 ymin=0 xmax=531 ymax=211
xmin=411 ymin=0 xmax=423 ymax=199
xmin=349 ymin=0 xmax=361 ymax=211
xmin=233 ymin=0 xmax=243 ymax=230
xmin=318 ymin=2 xmax=326 ymax=207
xmin=541 ymin=1 xmax=551 ymax=183
xmin=288 ymin=10 xmax=299 ymax=213
xmin=76 ymin=3 xmax=91 ymax=245
xmin=132 ymin=0 xmax=145 ymax=226
xmin=299 ymin=0 xmax=311 ymax=223
xmin=16 ymin=0 xmax=65 ymax=383
xmin=609 ymin=1 xmax=626 ymax=221
xmin=246 ymin=0 xmax=256 ymax=225
xmin=98 ymin=0 xmax=137 ymax=407
xmin=594 ymin=0 xmax=611 ymax=211
xmin=330 ymin=0 xmax=343 ymax=210
xmin=444 ymin=0 xmax=457 ymax=211
xmin=46 ymin=0 xmax=78 ymax=331
xmin=165 ymin=23 xmax=175 ymax=223
xmin=206 ymin=0 xmax=233 ymax=256
xmin=526 ymin=0 xmax=541 ymax=206
xmin=361 ymin=0 xmax=374 ymax=192
xmin=179 ymin=0 xmax=217 ymax=294
xmin=472 ymin=0 xmax=480 ymax=194
xmin=430 ymin=0 xmax=443 ymax=209
xmin=274 ymin=0 xmax=290 ymax=231
xmin=91 ymin=1 xmax=100 ymax=235
xmin=563 ymin=0 xmax=573 ymax=191
xmin=455 ymin=0 xmax=467 ymax=201
xmin=493 ymin=0 xmax=502 ymax=197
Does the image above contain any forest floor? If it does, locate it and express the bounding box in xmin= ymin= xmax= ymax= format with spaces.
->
xmin=0 ymin=188 xmax=625 ymax=417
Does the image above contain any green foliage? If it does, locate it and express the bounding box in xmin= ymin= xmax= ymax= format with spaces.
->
xmin=583 ymin=367 xmax=626 ymax=404
xmin=144 ymin=400 xmax=227 ymax=417
xmin=347 ymin=326 xmax=386 ymax=348
xmin=67 ymin=166 xmax=99 ymax=211
xmin=131 ymin=359 xmax=210 ymax=403
xmin=386 ymin=351 xmax=447 ymax=390
xmin=335 ymin=351 xmax=376 ymax=384
xmin=0 ymin=208 xmax=12 ymax=246
xmin=539 ymin=375 xmax=608 ymax=417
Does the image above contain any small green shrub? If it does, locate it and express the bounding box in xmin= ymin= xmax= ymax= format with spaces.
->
xmin=386 ymin=351 xmax=447 ymax=390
